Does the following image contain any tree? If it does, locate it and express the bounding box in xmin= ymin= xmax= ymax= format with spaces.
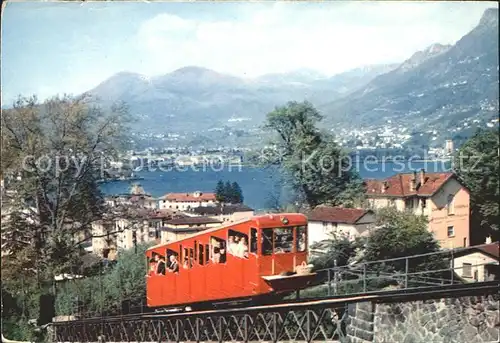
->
xmin=224 ymin=181 xmax=232 ymax=203
xmin=454 ymin=129 xmax=499 ymax=242
xmin=1 ymin=94 xmax=132 ymax=292
xmin=365 ymin=207 xmax=446 ymax=275
xmin=263 ymin=101 xmax=365 ymax=209
xmin=230 ymin=182 xmax=244 ymax=204
xmin=214 ymin=180 xmax=225 ymax=202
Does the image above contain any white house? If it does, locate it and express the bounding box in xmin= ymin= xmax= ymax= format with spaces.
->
xmin=307 ymin=206 xmax=376 ymax=250
xmin=158 ymin=191 xmax=217 ymax=211
xmin=452 ymin=240 xmax=499 ymax=282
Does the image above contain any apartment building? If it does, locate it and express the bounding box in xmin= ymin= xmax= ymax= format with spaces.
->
xmin=91 ymin=209 xmax=180 ymax=257
xmin=160 ymin=216 xmax=222 ymax=243
xmin=365 ymin=169 xmax=470 ymax=249
xmin=158 ymin=191 xmax=217 ymax=211
xmin=187 ymin=204 xmax=254 ymax=223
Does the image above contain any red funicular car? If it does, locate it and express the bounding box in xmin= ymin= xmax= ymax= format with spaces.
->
xmin=145 ymin=213 xmax=315 ymax=309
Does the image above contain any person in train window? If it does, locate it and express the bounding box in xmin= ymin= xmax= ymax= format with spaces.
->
xmin=156 ymin=256 xmax=166 ymax=275
xmin=219 ymin=247 xmax=227 ymax=263
xmin=149 ymin=257 xmax=157 ymax=276
xmin=213 ymin=246 xmax=221 ymax=263
xmin=183 ymin=257 xmax=189 ymax=269
xmin=228 ymin=236 xmax=237 ymax=255
xmin=237 ymin=237 xmax=248 ymax=258
xmin=167 ymin=255 xmax=179 ymax=273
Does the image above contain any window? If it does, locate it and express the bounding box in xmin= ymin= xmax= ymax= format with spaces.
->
xmin=296 ymin=226 xmax=307 ymax=252
xmin=250 ymin=228 xmax=258 ymax=254
xmin=463 ymin=237 xmax=467 ymax=247
xmin=166 ymin=249 xmax=179 ymax=273
xmin=462 ymin=263 xmax=472 ymax=278
xmin=447 ymin=194 xmax=454 ymax=215
xmin=210 ymin=236 xmax=226 ymax=263
xmin=199 ymin=244 xmax=204 ymax=265
xmin=182 ymin=247 xmax=189 ymax=269
xmin=205 ymin=244 xmax=210 ymax=265
xmin=262 ymin=229 xmax=273 ymax=255
xmin=447 ymin=226 xmax=455 ymax=237
xmin=274 ymin=228 xmax=293 ymax=254
xmin=422 ymin=198 xmax=427 ymax=209
xmin=405 ymin=198 xmax=413 ymax=210
xmin=228 ymin=229 xmax=249 ymax=258
xmin=189 ymin=248 xmax=194 ymax=268
xmin=389 ymin=199 xmax=396 ymax=207
xmin=194 ymin=240 xmax=198 ymax=261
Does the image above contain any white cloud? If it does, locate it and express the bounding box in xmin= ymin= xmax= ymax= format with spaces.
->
xmin=132 ymin=1 xmax=497 ymax=77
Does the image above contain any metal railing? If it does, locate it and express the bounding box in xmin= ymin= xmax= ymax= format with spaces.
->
xmin=301 ymin=242 xmax=499 ymax=299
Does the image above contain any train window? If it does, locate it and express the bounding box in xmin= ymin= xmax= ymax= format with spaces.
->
xmin=210 ymin=236 xmax=227 ymax=264
xmin=296 ymin=226 xmax=307 ymax=252
xmin=165 ymin=249 xmax=178 ymax=274
xmin=189 ymin=249 xmax=194 ymax=268
xmin=148 ymin=252 xmax=161 ymax=276
xmin=199 ymin=244 xmax=204 ymax=265
xmin=262 ymin=229 xmax=273 ymax=255
xmin=183 ymin=248 xmax=189 ymax=269
xmin=228 ymin=229 xmax=249 ymax=259
xmin=250 ymin=228 xmax=258 ymax=254
xmin=194 ymin=240 xmax=197 ymax=261
xmin=274 ymin=228 xmax=293 ymax=253
xmin=205 ymin=244 xmax=210 ymax=265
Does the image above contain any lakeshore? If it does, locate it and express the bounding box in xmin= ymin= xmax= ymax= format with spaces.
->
xmin=99 ymin=161 xmax=449 ymax=211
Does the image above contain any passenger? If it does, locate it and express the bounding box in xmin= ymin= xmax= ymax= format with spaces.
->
xmin=156 ymin=256 xmax=166 ymax=275
xmin=183 ymin=257 xmax=189 ymax=269
xmin=228 ymin=236 xmax=237 ymax=255
xmin=167 ymin=255 xmax=179 ymax=273
xmin=219 ymin=247 xmax=227 ymax=263
xmin=237 ymin=238 xmax=249 ymax=258
xmin=148 ymin=257 xmax=157 ymax=276
xmin=213 ymin=247 xmax=221 ymax=263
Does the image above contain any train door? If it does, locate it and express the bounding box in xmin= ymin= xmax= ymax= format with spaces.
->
xmin=207 ymin=236 xmax=226 ymax=301
xmin=245 ymin=227 xmax=259 ymax=295
xmin=227 ymin=229 xmax=248 ymax=298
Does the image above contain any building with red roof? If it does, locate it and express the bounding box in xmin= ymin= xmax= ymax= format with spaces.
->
xmin=307 ymin=205 xmax=376 ymax=251
xmin=158 ymin=191 xmax=217 ymax=211
xmin=365 ymin=169 xmax=470 ymax=249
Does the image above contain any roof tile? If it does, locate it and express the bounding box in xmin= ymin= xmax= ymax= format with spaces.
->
xmin=308 ymin=206 xmax=372 ymax=224
xmin=365 ymin=171 xmax=455 ymax=197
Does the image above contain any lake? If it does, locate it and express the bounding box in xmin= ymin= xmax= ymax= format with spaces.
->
xmin=100 ymin=161 xmax=451 ymax=211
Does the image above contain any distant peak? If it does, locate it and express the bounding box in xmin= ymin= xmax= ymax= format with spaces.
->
xmin=479 ymin=8 xmax=498 ymax=27
xmin=170 ymin=66 xmax=216 ymax=75
xmin=424 ymin=43 xmax=452 ymax=54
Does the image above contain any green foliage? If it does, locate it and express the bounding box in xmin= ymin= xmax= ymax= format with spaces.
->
xmin=54 ymin=243 xmax=149 ymax=317
xmin=215 ymin=180 xmax=225 ymax=202
xmin=1 ymin=95 xmax=131 ymax=280
xmin=454 ymin=129 xmax=499 ymax=241
xmin=310 ymin=234 xmax=363 ymax=271
xmin=365 ymin=207 xmax=445 ymax=273
xmin=263 ymin=101 xmax=365 ymax=208
xmin=214 ymin=180 xmax=244 ymax=204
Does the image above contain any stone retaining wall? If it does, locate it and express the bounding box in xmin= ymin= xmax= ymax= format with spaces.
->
xmin=346 ymin=294 xmax=499 ymax=343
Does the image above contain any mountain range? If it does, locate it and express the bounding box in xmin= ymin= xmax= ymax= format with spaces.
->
xmin=87 ymin=8 xmax=498 ymax=138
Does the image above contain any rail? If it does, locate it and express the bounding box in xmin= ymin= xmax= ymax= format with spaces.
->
xmin=51 ymin=281 xmax=499 ymax=343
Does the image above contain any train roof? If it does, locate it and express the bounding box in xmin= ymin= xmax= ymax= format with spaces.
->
xmin=146 ymin=212 xmax=307 ymax=252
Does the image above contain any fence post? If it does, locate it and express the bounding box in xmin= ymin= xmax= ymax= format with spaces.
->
xmin=327 ymin=269 xmax=332 ymax=296
xmin=405 ymin=257 xmax=409 ymax=288
xmin=450 ymin=248 xmax=455 ymax=285
xmin=363 ymin=263 xmax=367 ymax=293
xmin=333 ymin=259 xmax=338 ymax=295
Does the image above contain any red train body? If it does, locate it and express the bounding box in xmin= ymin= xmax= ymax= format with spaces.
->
xmin=145 ymin=213 xmax=315 ymax=308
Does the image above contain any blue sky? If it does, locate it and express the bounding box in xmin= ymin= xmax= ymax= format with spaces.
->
xmin=1 ymin=1 xmax=497 ymax=104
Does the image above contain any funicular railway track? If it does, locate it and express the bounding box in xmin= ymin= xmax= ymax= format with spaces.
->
xmin=52 ymin=281 xmax=499 ymax=343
